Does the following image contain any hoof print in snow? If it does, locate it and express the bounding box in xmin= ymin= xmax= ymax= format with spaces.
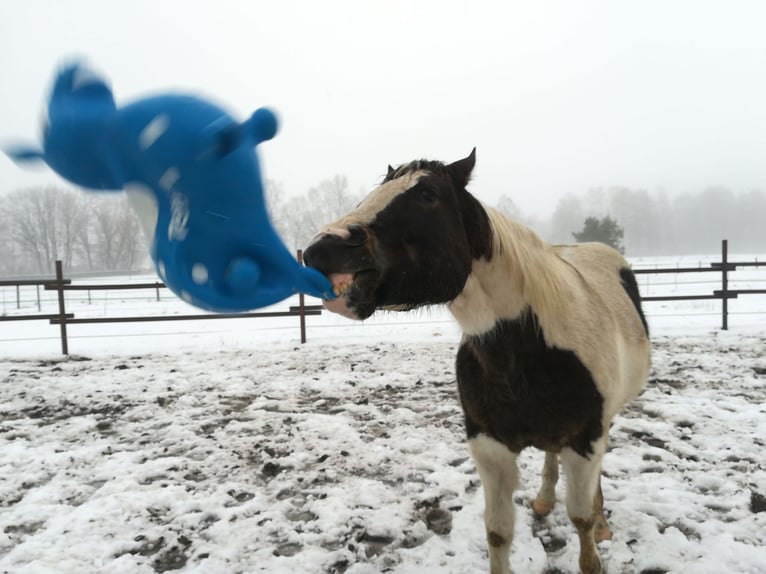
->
xmin=152 ymin=544 xmax=189 ymax=572
xmin=751 ymin=490 xmax=766 ymax=513
xmin=273 ymin=542 xmax=302 ymax=557
xmin=425 ymin=508 xmax=452 ymax=535
xmin=533 ymin=517 xmax=567 ymax=553
xmin=327 ymin=558 xmax=350 ymax=573
xmin=129 ymin=535 xmax=165 ymax=557
xmin=629 ymin=430 xmax=667 ymax=449
xmin=357 ymin=531 xmax=395 ymax=558
xmin=226 ymin=490 xmax=255 ymax=506
xmin=261 ymin=461 xmax=283 ymax=478
xmin=286 ymin=508 xmax=318 ymax=523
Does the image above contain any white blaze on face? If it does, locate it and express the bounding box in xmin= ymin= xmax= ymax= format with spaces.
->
xmin=316 ymin=170 xmax=427 ymax=239
xmin=314 ymin=170 xmax=427 ymax=317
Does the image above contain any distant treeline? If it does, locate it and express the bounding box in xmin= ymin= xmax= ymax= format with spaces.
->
xmin=1 ymin=179 xmax=763 ymax=275
xmin=0 ymin=187 xmax=145 ymax=275
xmin=504 ymin=186 xmax=765 ymax=256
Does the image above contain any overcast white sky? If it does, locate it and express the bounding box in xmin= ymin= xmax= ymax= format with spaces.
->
xmin=1 ymin=0 xmax=765 ymax=217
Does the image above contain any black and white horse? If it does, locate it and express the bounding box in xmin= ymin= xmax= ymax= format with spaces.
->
xmin=303 ymin=150 xmax=651 ymax=574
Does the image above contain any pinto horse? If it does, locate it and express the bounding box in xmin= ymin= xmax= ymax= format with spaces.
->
xmin=303 ymin=150 xmax=651 ymax=574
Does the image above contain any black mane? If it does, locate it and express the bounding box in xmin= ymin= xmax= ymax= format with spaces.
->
xmin=383 ymin=159 xmax=450 ymax=183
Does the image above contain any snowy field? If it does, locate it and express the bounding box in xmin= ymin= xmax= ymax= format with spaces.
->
xmin=1 ymin=256 xmax=765 ymax=573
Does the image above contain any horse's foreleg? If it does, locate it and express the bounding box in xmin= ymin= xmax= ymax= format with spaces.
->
xmin=469 ymin=434 xmax=519 ymax=574
xmin=560 ymin=440 xmax=608 ymax=574
xmin=532 ymin=451 xmax=558 ymax=516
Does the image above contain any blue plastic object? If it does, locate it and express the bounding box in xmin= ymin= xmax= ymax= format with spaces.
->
xmin=5 ymin=62 xmax=335 ymax=312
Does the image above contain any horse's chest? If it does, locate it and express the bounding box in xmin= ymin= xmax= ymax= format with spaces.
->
xmin=456 ymin=314 xmax=604 ymax=456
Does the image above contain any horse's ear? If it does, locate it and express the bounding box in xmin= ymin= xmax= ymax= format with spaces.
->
xmin=386 ymin=165 xmax=395 ymax=179
xmin=447 ymin=148 xmax=476 ymax=188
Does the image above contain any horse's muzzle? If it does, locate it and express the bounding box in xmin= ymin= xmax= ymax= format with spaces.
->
xmin=303 ymin=224 xmax=374 ymax=276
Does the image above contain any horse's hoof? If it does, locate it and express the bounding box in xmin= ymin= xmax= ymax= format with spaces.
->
xmin=594 ymin=523 xmax=612 ymax=542
xmin=532 ymin=498 xmax=554 ymax=516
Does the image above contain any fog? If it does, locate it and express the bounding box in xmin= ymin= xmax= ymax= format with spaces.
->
xmin=1 ymin=0 xmax=765 ymax=220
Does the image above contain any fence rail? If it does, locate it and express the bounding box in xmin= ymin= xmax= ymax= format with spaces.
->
xmin=1 ymin=241 xmax=763 ymax=355
xmin=632 ymin=239 xmax=762 ymax=330
xmin=1 ymin=251 xmax=322 ymax=354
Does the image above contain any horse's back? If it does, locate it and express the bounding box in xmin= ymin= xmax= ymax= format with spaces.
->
xmin=552 ymin=241 xmax=650 ymax=411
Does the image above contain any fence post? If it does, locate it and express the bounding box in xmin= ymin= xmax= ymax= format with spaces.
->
xmin=297 ymin=249 xmax=307 ymax=344
xmin=721 ymin=239 xmax=728 ymax=331
xmin=16 ymin=284 xmax=20 ymax=309
xmin=55 ymin=260 xmax=69 ymax=355
xmin=36 ymin=284 xmax=41 ymax=311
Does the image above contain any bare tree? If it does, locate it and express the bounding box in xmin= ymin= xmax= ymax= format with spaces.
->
xmin=88 ymin=195 xmax=145 ymax=270
xmin=1 ymin=186 xmax=86 ymax=273
xmin=273 ymin=175 xmax=364 ymax=251
xmin=549 ymin=193 xmax=585 ymax=244
xmin=0 ymin=187 xmax=146 ymax=274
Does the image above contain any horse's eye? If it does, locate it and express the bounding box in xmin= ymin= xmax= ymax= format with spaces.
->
xmin=420 ymin=188 xmax=437 ymax=203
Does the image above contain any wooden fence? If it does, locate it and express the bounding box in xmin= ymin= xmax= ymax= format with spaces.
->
xmin=1 ymin=241 xmax=763 ymax=355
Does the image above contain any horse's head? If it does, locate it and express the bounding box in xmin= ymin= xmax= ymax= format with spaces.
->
xmin=6 ymin=62 xmax=122 ymax=189
xmin=303 ymin=149 xmax=492 ymax=320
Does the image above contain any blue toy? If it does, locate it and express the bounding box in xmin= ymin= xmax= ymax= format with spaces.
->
xmin=5 ymin=62 xmax=335 ymax=312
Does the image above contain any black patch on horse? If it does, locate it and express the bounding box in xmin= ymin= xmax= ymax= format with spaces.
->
xmin=619 ymin=267 xmax=648 ymax=335
xmin=456 ymin=310 xmax=604 ymax=458
xmin=381 ymin=151 xmax=492 ymax=263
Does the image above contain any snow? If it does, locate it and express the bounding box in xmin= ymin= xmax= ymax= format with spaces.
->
xmin=1 ymin=260 xmax=765 ymax=573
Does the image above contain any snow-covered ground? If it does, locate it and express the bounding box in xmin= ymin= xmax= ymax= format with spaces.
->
xmin=1 ymin=257 xmax=765 ymax=573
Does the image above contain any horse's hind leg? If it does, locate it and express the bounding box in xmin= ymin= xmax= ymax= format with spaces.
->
xmin=469 ymin=434 xmax=518 ymax=574
xmin=532 ymin=451 xmax=559 ymax=516
xmin=593 ymin=479 xmax=612 ymax=542
xmin=560 ymin=439 xmax=608 ymax=574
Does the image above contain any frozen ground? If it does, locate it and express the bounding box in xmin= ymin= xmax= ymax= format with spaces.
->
xmin=1 ymin=333 xmax=765 ymax=574
xmin=0 ymin=256 xmax=765 ymax=573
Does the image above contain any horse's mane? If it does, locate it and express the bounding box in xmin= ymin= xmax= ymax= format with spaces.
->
xmin=482 ymin=206 xmax=571 ymax=322
xmin=383 ymin=159 xmax=451 ymax=183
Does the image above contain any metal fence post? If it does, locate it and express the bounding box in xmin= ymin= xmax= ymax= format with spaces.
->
xmin=297 ymin=249 xmax=308 ymax=344
xmin=721 ymin=239 xmax=729 ymax=330
xmin=55 ymin=260 xmax=69 ymax=355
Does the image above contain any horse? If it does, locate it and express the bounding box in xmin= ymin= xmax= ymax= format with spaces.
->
xmin=302 ymin=149 xmax=651 ymax=574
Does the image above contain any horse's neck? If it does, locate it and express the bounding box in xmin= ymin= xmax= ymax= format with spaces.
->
xmin=448 ymin=208 xmax=572 ymax=336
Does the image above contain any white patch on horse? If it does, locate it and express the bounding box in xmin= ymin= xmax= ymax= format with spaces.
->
xmin=318 ymin=171 xmax=426 ymax=234
xmin=469 ymin=434 xmax=518 ymax=574
xmin=139 ymin=114 xmax=170 ymax=150
xmin=465 ymin=206 xmax=650 ymax=424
